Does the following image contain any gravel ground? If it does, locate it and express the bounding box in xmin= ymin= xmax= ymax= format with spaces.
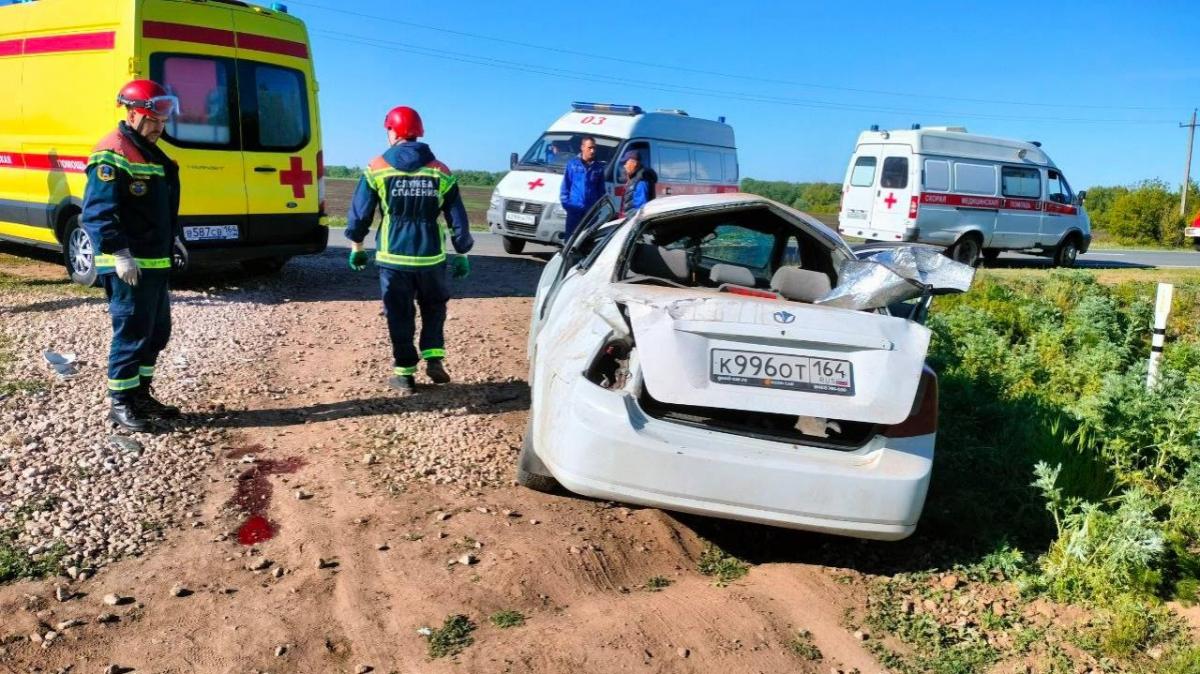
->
xmin=0 ymin=272 xmax=295 ymax=573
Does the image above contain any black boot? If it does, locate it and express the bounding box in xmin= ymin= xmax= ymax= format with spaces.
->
xmin=389 ymin=375 xmax=417 ymax=395
xmin=109 ymin=396 xmax=150 ymax=432
xmin=136 ymin=385 xmax=180 ymax=419
xmin=426 ymin=359 xmax=451 ymax=384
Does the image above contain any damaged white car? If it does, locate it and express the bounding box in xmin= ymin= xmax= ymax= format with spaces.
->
xmin=519 ymin=193 xmax=974 ymax=540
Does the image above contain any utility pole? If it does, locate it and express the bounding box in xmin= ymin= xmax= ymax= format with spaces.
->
xmin=1183 ymin=109 xmax=1198 ymax=217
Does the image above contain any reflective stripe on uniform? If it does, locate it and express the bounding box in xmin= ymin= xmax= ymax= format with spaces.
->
xmin=139 ymin=366 xmax=155 ymax=377
xmin=95 ymin=255 xmax=171 ymax=269
xmin=366 ymin=163 xmax=458 ymax=268
xmin=87 ymin=150 xmax=166 ymax=177
xmin=108 ymin=375 xmax=141 ymax=391
xmin=375 ymin=251 xmax=446 ymax=267
xmin=421 ymin=348 xmax=445 ymax=359
xmin=394 ymin=365 xmax=418 ymax=376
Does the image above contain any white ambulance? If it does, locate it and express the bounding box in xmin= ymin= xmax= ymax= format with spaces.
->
xmin=838 ymin=126 xmax=1091 ymax=267
xmin=487 ymin=102 xmax=738 ymax=253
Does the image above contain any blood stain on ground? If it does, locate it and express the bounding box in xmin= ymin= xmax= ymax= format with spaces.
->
xmin=226 ymin=451 xmax=306 ymax=545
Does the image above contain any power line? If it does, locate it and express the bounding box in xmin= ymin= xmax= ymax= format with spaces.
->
xmin=313 ymin=30 xmax=1178 ymax=126
xmin=290 ymin=0 xmax=1177 ymax=113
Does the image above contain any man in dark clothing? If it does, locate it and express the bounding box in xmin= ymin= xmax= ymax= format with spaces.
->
xmin=345 ymin=106 xmax=473 ymax=395
xmin=558 ymin=136 xmax=606 ymax=239
xmin=82 ymin=79 xmax=187 ymax=432
xmin=620 ymin=149 xmax=657 ymax=217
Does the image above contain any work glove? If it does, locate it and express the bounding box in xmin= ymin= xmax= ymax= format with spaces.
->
xmin=172 ymin=236 xmax=189 ymax=272
xmin=348 ymin=249 xmax=369 ymax=271
xmin=114 ymin=249 xmax=140 ymax=287
xmin=448 ymin=254 xmax=470 ymax=279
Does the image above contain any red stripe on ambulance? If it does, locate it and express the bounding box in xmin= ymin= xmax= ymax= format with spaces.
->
xmin=0 ymin=31 xmax=115 ymax=57
xmin=0 ymin=152 xmax=87 ymax=173
xmin=143 ymin=20 xmax=309 ymax=59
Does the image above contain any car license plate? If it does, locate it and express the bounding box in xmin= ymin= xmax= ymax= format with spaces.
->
xmin=846 ymin=209 xmax=868 ymax=220
xmin=710 ymin=348 xmax=854 ymax=395
xmin=506 ymin=212 xmax=536 ymax=225
xmin=1185 ymin=227 xmax=1200 ymax=238
xmin=183 ymin=225 xmax=240 ymax=241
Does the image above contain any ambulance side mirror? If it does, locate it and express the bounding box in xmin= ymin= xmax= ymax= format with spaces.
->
xmin=1076 ymin=190 xmax=1087 ymax=205
xmin=510 ymin=152 xmax=519 ymax=170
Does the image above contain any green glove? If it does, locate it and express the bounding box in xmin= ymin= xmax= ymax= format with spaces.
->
xmin=449 ymin=254 xmax=470 ymax=279
xmin=348 ymin=249 xmax=369 ymax=271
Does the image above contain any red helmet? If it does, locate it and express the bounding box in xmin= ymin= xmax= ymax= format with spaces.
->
xmin=117 ymin=80 xmax=178 ymax=118
xmin=384 ymin=106 xmax=424 ymax=140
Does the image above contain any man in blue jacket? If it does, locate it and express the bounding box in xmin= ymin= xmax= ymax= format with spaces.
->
xmin=346 ymin=106 xmax=473 ymax=395
xmin=558 ymin=136 xmax=606 ymax=240
xmin=619 ymin=149 xmax=657 ymax=218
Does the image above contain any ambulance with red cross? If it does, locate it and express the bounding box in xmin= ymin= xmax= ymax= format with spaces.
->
xmin=838 ymin=126 xmax=1091 ymax=267
xmin=0 ymin=0 xmax=326 ymax=285
xmin=488 ymin=102 xmax=739 ymax=254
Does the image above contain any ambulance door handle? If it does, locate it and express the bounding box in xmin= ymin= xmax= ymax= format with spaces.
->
xmin=254 ymin=166 xmax=277 ymax=173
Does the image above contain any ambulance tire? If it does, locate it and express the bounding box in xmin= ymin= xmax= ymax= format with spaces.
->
xmin=62 ymin=215 xmax=99 ymax=287
xmin=1192 ymin=237 xmax=1199 ymax=252
xmin=1053 ymin=236 xmax=1080 ymax=268
xmin=981 ymin=249 xmax=1001 ymax=265
xmin=240 ymin=256 xmax=290 ymax=275
xmin=946 ymin=235 xmax=982 ymax=267
xmin=516 ymin=418 xmax=560 ymax=494
xmin=502 ymin=236 xmax=526 ymax=255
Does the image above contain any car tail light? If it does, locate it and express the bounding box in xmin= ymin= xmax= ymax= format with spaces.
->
xmin=883 ymin=366 xmax=938 ymax=438
xmin=316 ymin=149 xmax=327 ymax=215
xmin=907 ymin=195 xmax=919 ymax=220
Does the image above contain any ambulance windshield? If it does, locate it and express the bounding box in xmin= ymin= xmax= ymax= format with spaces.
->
xmin=519 ymin=133 xmax=619 ymax=172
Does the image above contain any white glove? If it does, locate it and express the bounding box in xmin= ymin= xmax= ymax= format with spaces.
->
xmin=114 ymin=249 xmax=140 ymax=287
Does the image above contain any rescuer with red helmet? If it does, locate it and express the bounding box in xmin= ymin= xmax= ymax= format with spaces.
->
xmin=81 ymin=79 xmax=188 ymax=431
xmin=345 ymin=106 xmax=473 ymax=394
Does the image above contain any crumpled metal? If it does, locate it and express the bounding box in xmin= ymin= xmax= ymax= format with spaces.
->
xmin=815 ymin=246 xmax=975 ymax=310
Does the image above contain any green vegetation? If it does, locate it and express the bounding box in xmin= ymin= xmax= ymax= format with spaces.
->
xmin=1085 ymin=180 xmax=1198 ymax=248
xmin=488 ymin=609 xmax=526 ymax=628
xmin=645 ymin=575 xmax=672 ymax=591
xmin=740 ymin=178 xmax=841 ymax=214
xmin=697 ymin=543 xmax=749 ymax=585
xmin=787 ymin=630 xmax=823 ymax=661
xmin=426 ymin=614 xmax=476 ymax=658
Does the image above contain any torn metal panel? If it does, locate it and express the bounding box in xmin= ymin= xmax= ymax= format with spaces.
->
xmin=817 ymin=246 xmax=976 ymax=311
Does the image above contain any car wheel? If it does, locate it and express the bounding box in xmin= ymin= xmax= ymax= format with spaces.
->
xmin=502 ymin=235 xmax=526 ymax=255
xmin=62 ymin=215 xmax=99 ymax=287
xmin=516 ymin=421 xmax=559 ymax=493
xmin=946 ymin=235 xmax=981 ymax=267
xmin=981 ymin=248 xmax=1001 ymax=265
xmin=240 ymin=256 xmax=290 ymax=275
xmin=1053 ymin=236 xmax=1080 ymax=268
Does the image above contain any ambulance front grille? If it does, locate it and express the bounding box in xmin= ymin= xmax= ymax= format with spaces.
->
xmin=504 ymin=200 xmax=542 ymax=235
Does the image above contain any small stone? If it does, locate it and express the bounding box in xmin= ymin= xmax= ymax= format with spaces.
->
xmin=55 ymin=586 xmax=71 ymax=602
xmin=170 ymin=584 xmax=191 ymax=598
xmin=475 ymin=507 xmax=489 ymax=514
xmin=939 ymin=574 xmax=960 ymax=590
xmin=355 ymin=666 xmax=373 ymax=674
xmin=317 ymin=558 xmax=336 ymax=569
xmin=102 ymin=593 xmax=125 ymax=607
xmin=247 ymin=558 xmax=272 ymax=571
xmin=377 ymin=543 xmax=390 ymax=551
xmin=434 ymin=512 xmax=451 ymax=522
xmin=677 ymin=647 xmax=690 ymax=658
xmin=1147 ymin=646 xmax=1164 ymax=660
xmin=55 ymin=619 xmax=84 ymax=631
xmin=569 ymin=546 xmax=581 ymax=554
xmin=29 ymin=632 xmax=42 ymax=644
xmin=362 ymin=453 xmax=377 ymax=465
xmin=294 ymin=490 xmax=312 ymax=500
xmin=458 ymin=553 xmax=477 ymax=566
xmin=502 ymin=509 xmax=520 ymax=518
xmin=529 ymin=519 xmax=540 ymax=525
xmin=273 ymin=567 xmax=285 ymax=579
xmin=66 ymin=566 xmax=80 ymax=580
xmin=104 ymin=666 xmax=123 ymax=674
xmin=275 ymin=644 xmax=288 ymax=657
xmin=922 ymin=599 xmax=938 ymax=612
xmin=97 ymin=613 xmax=119 ymax=624
xmin=853 ymin=630 xmax=869 ymax=641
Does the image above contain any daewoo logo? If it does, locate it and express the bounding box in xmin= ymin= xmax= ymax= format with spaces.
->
xmin=773 ymin=310 xmax=796 ymax=324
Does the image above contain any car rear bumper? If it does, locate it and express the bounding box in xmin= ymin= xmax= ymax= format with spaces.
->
xmin=536 ymin=377 xmax=934 ymax=541
xmin=182 ymin=215 xmax=328 ymax=264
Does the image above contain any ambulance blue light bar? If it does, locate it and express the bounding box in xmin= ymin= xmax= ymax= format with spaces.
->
xmin=571 ymin=102 xmax=643 ymax=116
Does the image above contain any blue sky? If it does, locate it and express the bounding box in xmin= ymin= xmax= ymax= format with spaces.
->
xmin=295 ymin=0 xmax=1198 ymax=189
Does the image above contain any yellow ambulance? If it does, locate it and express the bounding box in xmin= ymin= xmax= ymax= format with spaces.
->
xmin=0 ymin=0 xmax=326 ymax=284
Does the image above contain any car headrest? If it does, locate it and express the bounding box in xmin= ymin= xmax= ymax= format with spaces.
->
xmin=630 ymin=243 xmax=690 ymax=282
xmin=771 ymin=267 xmax=833 ymax=303
xmin=709 ymin=263 xmax=756 ymax=288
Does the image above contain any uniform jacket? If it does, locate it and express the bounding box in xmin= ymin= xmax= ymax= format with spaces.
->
xmin=82 ymin=122 xmax=180 ymax=272
xmin=559 ymin=156 xmax=606 ymax=213
xmin=621 ymin=166 xmax=657 ymax=216
xmin=346 ymin=142 xmax=473 ymax=270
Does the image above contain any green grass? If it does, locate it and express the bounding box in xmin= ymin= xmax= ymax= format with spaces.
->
xmin=697 ymin=543 xmax=749 ymax=585
xmin=488 ymin=610 xmax=525 ymax=629
xmin=426 ymin=614 xmax=476 ymax=659
xmin=787 ymin=630 xmax=823 ymax=661
xmin=645 ymin=575 xmax=672 ymax=591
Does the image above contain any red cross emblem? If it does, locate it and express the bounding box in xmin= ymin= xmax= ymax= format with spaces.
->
xmin=884 ymin=192 xmax=897 ymax=209
xmin=279 ymin=156 xmax=314 ymax=199
xmin=528 ymin=178 xmax=545 ymax=190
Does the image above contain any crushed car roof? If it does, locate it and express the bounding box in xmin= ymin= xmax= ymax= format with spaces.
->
xmin=635 ymin=193 xmax=845 ymax=250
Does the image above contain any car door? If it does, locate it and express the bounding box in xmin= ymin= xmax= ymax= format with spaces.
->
xmin=839 ymin=146 xmax=881 ymax=235
xmin=1041 ymin=169 xmax=1079 ymax=242
xmin=996 ymin=165 xmax=1042 ymax=248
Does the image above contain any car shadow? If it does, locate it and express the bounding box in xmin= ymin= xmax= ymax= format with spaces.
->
xmin=987 ymin=256 xmax=1152 ymax=270
xmin=192 ymin=380 xmax=530 ymax=429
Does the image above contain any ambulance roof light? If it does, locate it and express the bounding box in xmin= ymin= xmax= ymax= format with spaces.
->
xmin=870 ymin=124 xmax=880 ymax=131
xmin=1030 ymin=141 xmax=1042 ymax=147
xmin=718 ymin=116 xmax=726 ymax=123
xmin=911 ymin=123 xmax=921 ymax=130
xmin=571 ymin=102 xmax=643 ymax=116
xmin=270 ymin=2 xmax=288 ymax=11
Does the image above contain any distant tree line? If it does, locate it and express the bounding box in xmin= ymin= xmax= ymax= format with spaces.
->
xmin=326 ymin=166 xmax=506 ymax=187
xmin=739 ymin=178 xmax=842 ymax=214
xmin=1082 ymin=179 xmax=1198 ymax=247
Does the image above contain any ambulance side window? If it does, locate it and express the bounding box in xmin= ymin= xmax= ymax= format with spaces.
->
xmin=153 ymin=54 xmax=238 ymax=149
xmin=723 ymin=153 xmax=739 ymax=183
xmin=1046 ymin=170 xmax=1074 ymax=204
xmin=880 ymin=157 xmax=908 ymax=189
xmin=924 ymin=159 xmax=950 ymax=191
xmin=694 ymin=150 xmax=723 ymax=182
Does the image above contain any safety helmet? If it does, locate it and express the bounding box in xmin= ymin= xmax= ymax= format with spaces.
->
xmin=117 ymin=80 xmax=179 ymax=118
xmin=384 ymin=106 xmax=424 ymax=140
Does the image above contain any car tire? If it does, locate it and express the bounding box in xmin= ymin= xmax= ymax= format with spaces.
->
xmin=1053 ymin=235 xmax=1080 ymax=268
xmin=981 ymin=248 xmax=1001 ymax=265
xmin=62 ymin=215 xmax=99 ymax=287
xmin=240 ymin=256 xmax=290 ymax=275
xmin=516 ymin=422 xmax=560 ymax=493
xmin=502 ymin=236 xmax=526 ymax=255
xmin=946 ymin=235 xmax=982 ymax=267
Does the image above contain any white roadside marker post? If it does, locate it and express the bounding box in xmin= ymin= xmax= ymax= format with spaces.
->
xmin=1147 ymin=282 xmax=1174 ymax=390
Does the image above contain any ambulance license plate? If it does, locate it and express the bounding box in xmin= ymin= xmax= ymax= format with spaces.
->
xmin=506 ymin=212 xmax=536 ymax=225
xmin=184 ymin=225 xmax=240 ymax=241
xmin=710 ymin=348 xmax=854 ymax=395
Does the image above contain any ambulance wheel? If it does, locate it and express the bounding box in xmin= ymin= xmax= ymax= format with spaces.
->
xmin=981 ymin=248 xmax=1001 ymax=265
xmin=1053 ymin=236 xmax=1080 ymax=268
xmin=502 ymin=236 xmax=526 ymax=255
xmin=946 ymin=235 xmax=981 ymax=267
xmin=1192 ymin=237 xmax=1199 ymax=252
xmin=240 ymin=256 xmax=290 ymax=275
xmin=516 ymin=419 xmax=560 ymax=493
xmin=63 ymin=215 xmax=99 ymax=287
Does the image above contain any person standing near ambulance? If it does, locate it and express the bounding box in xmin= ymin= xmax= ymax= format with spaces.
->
xmin=82 ymin=80 xmax=187 ymax=432
xmin=346 ymin=106 xmax=473 ymax=395
xmin=619 ymin=149 xmax=656 ymax=218
xmin=558 ymin=136 xmax=605 ymax=239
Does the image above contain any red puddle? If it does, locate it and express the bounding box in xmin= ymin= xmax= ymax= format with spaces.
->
xmin=226 ymin=451 xmax=306 ymax=546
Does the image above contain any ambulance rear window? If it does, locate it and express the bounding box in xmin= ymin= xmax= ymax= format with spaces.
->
xmin=849 ymin=156 xmax=876 ymax=187
xmin=156 ymin=55 xmax=237 ymax=149
xmin=240 ymin=62 xmax=310 ymax=152
xmin=880 ymin=157 xmax=908 ymax=189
